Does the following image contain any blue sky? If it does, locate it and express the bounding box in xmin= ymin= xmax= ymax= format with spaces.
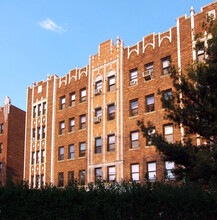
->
xmin=0 ymin=0 xmax=213 ymax=111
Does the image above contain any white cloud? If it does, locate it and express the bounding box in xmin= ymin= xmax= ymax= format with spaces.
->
xmin=38 ymin=18 xmax=66 ymax=33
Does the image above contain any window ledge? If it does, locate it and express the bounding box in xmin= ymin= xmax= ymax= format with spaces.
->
xmin=58 ymin=134 xmax=65 ymax=136
xmin=144 ymin=79 xmax=154 ymax=83
xmin=144 ymin=111 xmax=156 ymax=115
xmin=106 ymin=150 xmax=115 ymax=153
xmin=57 ymin=160 xmax=65 ymax=163
xmin=79 ymin=101 xmax=86 ymax=105
xmin=68 ymin=105 xmax=75 ymax=109
xmin=78 ymin=156 xmax=85 ymax=159
xmin=58 ymin=108 xmax=66 ymax=112
xmin=160 ymin=73 xmax=171 ymax=78
xmin=78 ymin=128 xmax=86 ymax=132
xmin=129 ymin=147 xmax=140 ymax=151
xmin=107 ymin=119 xmax=115 ymax=122
xmin=68 ymin=131 xmax=75 ymax=134
xmin=144 ymin=145 xmax=155 ymax=148
xmin=67 ymin=158 xmax=75 ymax=161
xmin=128 ymin=83 xmax=138 ymax=88
xmin=129 ymin=115 xmax=139 ymax=119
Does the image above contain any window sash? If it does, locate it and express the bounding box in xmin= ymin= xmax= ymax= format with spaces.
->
xmin=96 ymin=81 xmax=102 ymax=90
xmin=69 ymin=145 xmax=74 ymax=159
xmin=108 ymin=76 xmax=115 ymax=85
xmin=81 ymin=89 xmax=86 ymax=97
xmin=163 ymin=59 xmax=170 ymax=68
xmin=95 ymin=109 xmax=102 ymax=117
xmin=164 ymin=125 xmax=173 ymax=135
xmin=79 ymin=170 xmax=85 ymax=185
xmin=130 ymin=70 xmax=138 ymax=80
xmin=146 ymin=64 xmax=154 ymax=71
xmin=95 ymin=168 xmax=102 ymax=181
xmin=131 ymin=132 xmax=138 ymax=141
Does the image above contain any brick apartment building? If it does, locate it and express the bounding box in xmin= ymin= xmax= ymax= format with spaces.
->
xmin=24 ymin=1 xmax=217 ymax=187
xmin=0 ymin=97 xmax=25 ymax=186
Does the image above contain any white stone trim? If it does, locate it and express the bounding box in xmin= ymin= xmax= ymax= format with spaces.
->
xmin=87 ymin=57 xmax=91 ymax=183
xmin=177 ymin=18 xmax=185 ymax=143
xmin=50 ymin=76 xmax=57 ymax=184
xmin=127 ymin=42 xmax=139 ymax=59
xmin=143 ymin=33 xmax=155 ymax=53
xmin=158 ymin=28 xmax=172 ymax=47
xmin=116 ymin=57 xmax=120 ymax=182
xmin=120 ymin=40 xmax=124 ymax=180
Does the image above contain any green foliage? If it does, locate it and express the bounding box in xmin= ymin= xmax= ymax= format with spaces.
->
xmin=0 ymin=181 xmax=217 ymax=219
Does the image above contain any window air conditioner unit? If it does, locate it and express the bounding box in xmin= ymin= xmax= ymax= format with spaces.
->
xmin=94 ymin=89 xmax=102 ymax=95
xmin=93 ymin=116 xmax=101 ymax=124
xmin=130 ymin=80 xmax=138 ymax=86
xmin=143 ymin=70 xmax=154 ymax=81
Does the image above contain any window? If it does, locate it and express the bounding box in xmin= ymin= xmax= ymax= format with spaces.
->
xmin=95 ymin=137 xmax=102 ymax=154
xmin=130 ymin=131 xmax=139 ymax=148
xmin=58 ymin=147 xmax=64 ymax=161
xmin=197 ymin=48 xmax=205 ymax=62
xmin=107 ymin=134 xmax=115 ymax=152
xmin=146 ymin=94 xmax=155 ymax=112
xmin=43 ymin=102 xmax=47 ymax=115
xmin=70 ymin=92 xmax=75 ymax=107
xmin=60 ymin=96 xmax=66 ymax=110
xmin=0 ymin=143 xmax=2 ymax=154
xmin=68 ymin=171 xmax=74 ymax=183
xmin=79 ymin=142 xmax=85 ymax=157
xmin=41 ymin=150 xmax=45 ymax=163
xmin=31 ymin=176 xmax=34 ymax=188
xmin=80 ymin=115 xmax=86 ymax=129
xmin=144 ymin=63 xmax=154 ymax=81
xmin=80 ymin=88 xmax=86 ymax=103
xmin=130 ymin=69 xmax=138 ymax=85
xmin=95 ymin=168 xmax=102 ymax=182
xmin=147 ymin=162 xmax=156 ymax=181
xmin=42 ymin=126 xmax=46 ymax=139
xmin=95 ymin=108 xmax=102 ymax=118
xmin=32 ymin=152 xmax=35 ymax=165
xmin=79 ymin=170 xmax=85 ymax=185
xmin=131 ymin=164 xmax=139 ymax=181
xmin=108 ymin=166 xmax=115 ymax=182
xmin=95 ymin=80 xmax=102 ymax=95
xmin=162 ymin=89 xmax=172 ymax=108
xmin=108 ymin=104 xmax=115 ymax=120
xmin=130 ymin=99 xmax=138 ymax=116
xmin=146 ymin=127 xmax=156 ymax=146
xmin=41 ymin=174 xmax=44 ymax=186
xmin=36 ymin=175 xmax=39 ymax=188
xmin=0 ymin=124 xmax=3 ymax=134
xmin=37 ymin=127 xmax=41 ymax=140
xmin=0 ymin=163 xmax=2 ymax=175
xmin=165 ymin=161 xmax=175 ymax=179
xmin=59 ymin=121 xmax=65 ymax=135
xmin=69 ymin=118 xmax=75 ymax=132
xmin=33 ymin=106 xmax=36 ymax=118
xmin=36 ymin=151 xmax=40 ymax=164
xmin=32 ymin=128 xmax=36 ymax=139
xmin=68 ymin=144 xmax=74 ymax=159
xmin=164 ymin=124 xmax=174 ymax=143
xmin=108 ymin=76 xmax=115 ymax=92
xmin=38 ymin=104 xmax=42 ymax=116
xmin=58 ymin=172 xmax=64 ymax=187
xmin=162 ymin=57 xmax=171 ymax=75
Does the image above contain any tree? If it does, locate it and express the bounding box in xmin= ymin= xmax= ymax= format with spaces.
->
xmin=138 ymin=17 xmax=217 ymax=185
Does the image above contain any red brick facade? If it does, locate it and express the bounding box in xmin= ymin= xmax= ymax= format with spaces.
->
xmin=24 ymin=1 xmax=217 ymax=187
xmin=0 ymin=97 xmax=25 ymax=185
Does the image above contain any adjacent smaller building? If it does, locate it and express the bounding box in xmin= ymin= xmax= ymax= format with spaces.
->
xmin=0 ymin=97 xmax=25 ymax=185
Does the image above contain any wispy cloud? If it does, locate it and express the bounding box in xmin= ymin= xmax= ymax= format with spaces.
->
xmin=38 ymin=18 xmax=66 ymax=33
